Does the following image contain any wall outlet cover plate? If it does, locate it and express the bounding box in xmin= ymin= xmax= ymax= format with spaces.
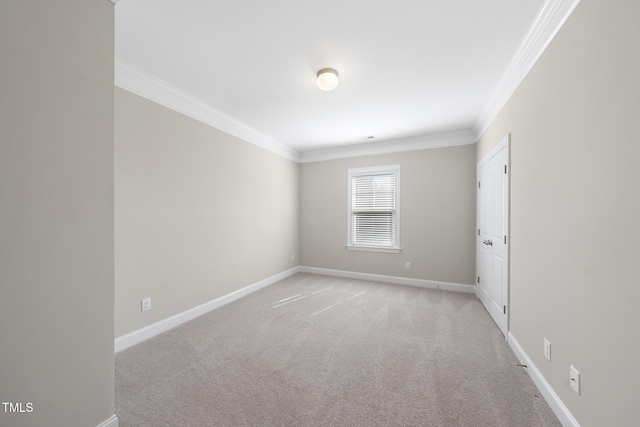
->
xmin=570 ymin=365 xmax=580 ymax=395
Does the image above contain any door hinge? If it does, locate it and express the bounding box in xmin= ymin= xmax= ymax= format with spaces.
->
xmin=478 ymin=181 xmax=481 ymax=188
xmin=504 ymin=235 xmax=507 ymax=244
xmin=477 ymin=276 xmax=480 ymax=284
xmin=504 ymin=165 xmax=507 ymax=174
xmin=503 ymin=305 xmax=506 ymax=314
xmin=478 ymin=229 xmax=480 ymax=236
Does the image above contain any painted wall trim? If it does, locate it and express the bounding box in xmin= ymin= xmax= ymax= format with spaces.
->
xmin=114 ymin=267 xmax=300 ymax=352
xmin=109 ymin=0 xmax=120 ymax=5
xmin=300 ymin=266 xmax=475 ymax=294
xmin=115 ymin=55 xmax=475 ymax=164
xmin=113 ymin=1 xmax=580 ymax=162
xmin=96 ymin=414 xmax=119 ymax=427
xmin=299 ymin=129 xmax=477 ymax=163
xmin=474 ymin=0 xmax=582 ymax=138
xmin=508 ymin=332 xmax=581 ymax=427
xmin=114 ymin=57 xmax=300 ymax=162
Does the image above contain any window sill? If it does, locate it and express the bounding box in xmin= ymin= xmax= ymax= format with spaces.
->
xmin=346 ymin=245 xmax=401 ymax=254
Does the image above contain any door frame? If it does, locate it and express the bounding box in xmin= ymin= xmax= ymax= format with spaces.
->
xmin=476 ymin=133 xmax=511 ymax=339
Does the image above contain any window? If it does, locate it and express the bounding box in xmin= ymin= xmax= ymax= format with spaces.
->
xmin=347 ymin=165 xmax=400 ymax=253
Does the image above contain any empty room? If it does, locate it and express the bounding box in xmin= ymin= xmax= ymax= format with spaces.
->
xmin=1 ymin=1 xmax=638 ymax=426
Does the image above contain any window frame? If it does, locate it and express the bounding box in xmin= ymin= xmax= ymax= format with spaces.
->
xmin=346 ymin=164 xmax=401 ymax=253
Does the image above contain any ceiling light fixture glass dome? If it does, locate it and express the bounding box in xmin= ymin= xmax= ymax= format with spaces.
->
xmin=316 ymin=68 xmax=339 ymax=91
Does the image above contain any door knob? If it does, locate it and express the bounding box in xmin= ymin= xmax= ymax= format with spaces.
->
xmin=483 ymin=240 xmax=493 ymax=246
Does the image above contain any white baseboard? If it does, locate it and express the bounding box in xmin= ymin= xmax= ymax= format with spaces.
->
xmin=508 ymin=332 xmax=580 ymax=427
xmin=115 ymin=267 xmax=300 ymax=352
xmin=299 ymin=266 xmax=475 ymax=293
xmin=96 ymin=414 xmax=118 ymax=427
xmin=115 ymin=266 xmax=471 ymax=352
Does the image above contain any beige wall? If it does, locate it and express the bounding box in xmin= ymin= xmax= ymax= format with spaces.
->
xmin=114 ymin=88 xmax=299 ymax=337
xmin=477 ymin=1 xmax=639 ymax=425
xmin=0 ymin=1 xmax=115 ymax=427
xmin=300 ymin=145 xmax=476 ymax=285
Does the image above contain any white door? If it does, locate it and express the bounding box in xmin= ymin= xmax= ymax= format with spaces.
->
xmin=477 ymin=135 xmax=509 ymax=337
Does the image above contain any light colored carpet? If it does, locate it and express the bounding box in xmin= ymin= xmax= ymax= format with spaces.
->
xmin=115 ymin=273 xmax=561 ymax=426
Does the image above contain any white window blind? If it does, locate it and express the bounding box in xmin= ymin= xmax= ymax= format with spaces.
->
xmin=347 ymin=165 xmax=400 ymax=252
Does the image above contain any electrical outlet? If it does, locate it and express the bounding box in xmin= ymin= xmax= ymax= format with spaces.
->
xmin=544 ymin=338 xmax=551 ymax=361
xmin=570 ymin=365 xmax=580 ymax=395
xmin=141 ymin=297 xmax=151 ymax=312
xmin=405 ymin=262 xmax=411 ymax=270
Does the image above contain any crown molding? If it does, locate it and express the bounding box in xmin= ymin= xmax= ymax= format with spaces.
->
xmin=114 ymin=57 xmax=300 ymax=162
xmin=114 ymin=57 xmax=471 ymax=164
xmin=114 ymin=0 xmax=579 ymax=163
xmin=473 ymin=0 xmax=582 ymax=138
xmin=299 ymin=129 xmax=477 ymax=163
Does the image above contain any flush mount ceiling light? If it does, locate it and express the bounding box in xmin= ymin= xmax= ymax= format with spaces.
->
xmin=316 ymin=68 xmax=339 ymax=91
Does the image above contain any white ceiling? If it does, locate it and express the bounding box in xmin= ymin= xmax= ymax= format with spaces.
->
xmin=115 ymin=0 xmax=561 ymax=159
